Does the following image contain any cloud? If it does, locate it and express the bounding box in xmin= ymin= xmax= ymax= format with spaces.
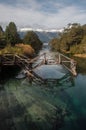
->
xmin=0 ymin=1 xmax=86 ymax=29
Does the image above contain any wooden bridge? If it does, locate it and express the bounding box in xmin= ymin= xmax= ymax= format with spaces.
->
xmin=0 ymin=52 xmax=77 ymax=82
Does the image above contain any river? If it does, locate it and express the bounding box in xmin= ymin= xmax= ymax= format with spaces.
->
xmin=0 ymin=43 xmax=86 ymax=130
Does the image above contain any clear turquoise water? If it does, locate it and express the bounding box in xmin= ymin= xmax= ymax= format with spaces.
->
xmin=60 ymin=74 xmax=86 ymax=130
xmin=0 ymin=57 xmax=86 ymax=130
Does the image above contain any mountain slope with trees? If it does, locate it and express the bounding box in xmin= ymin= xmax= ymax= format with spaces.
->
xmin=19 ymin=31 xmax=58 ymax=43
xmin=50 ymin=23 xmax=86 ymax=57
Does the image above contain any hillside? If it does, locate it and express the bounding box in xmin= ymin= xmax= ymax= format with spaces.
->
xmin=18 ymin=28 xmax=63 ymax=43
xmin=50 ymin=23 xmax=86 ymax=56
xmin=19 ymin=31 xmax=58 ymax=43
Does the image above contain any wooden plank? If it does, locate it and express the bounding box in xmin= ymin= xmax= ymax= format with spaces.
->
xmin=62 ymin=61 xmax=71 ymax=63
xmin=0 ymin=52 xmax=77 ymax=76
xmin=57 ymin=52 xmax=72 ymax=61
xmin=15 ymin=55 xmax=30 ymax=64
xmin=29 ymin=53 xmax=45 ymax=63
xmin=62 ymin=64 xmax=77 ymax=76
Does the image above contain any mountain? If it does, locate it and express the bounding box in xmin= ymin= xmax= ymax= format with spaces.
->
xmin=18 ymin=27 xmax=63 ymax=43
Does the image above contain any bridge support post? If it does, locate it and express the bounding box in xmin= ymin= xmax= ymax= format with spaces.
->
xmin=44 ymin=53 xmax=47 ymax=64
xmin=58 ymin=53 xmax=61 ymax=64
xmin=70 ymin=59 xmax=77 ymax=76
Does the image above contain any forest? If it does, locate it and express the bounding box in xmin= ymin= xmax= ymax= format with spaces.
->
xmin=50 ymin=23 xmax=86 ymax=56
xmin=0 ymin=22 xmax=43 ymax=56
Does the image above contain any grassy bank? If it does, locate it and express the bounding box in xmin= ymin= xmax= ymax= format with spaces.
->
xmin=0 ymin=44 xmax=34 ymax=56
xmin=73 ymin=54 xmax=86 ymax=58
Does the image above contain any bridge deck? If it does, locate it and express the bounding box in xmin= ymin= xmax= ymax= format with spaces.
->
xmin=33 ymin=64 xmax=67 ymax=80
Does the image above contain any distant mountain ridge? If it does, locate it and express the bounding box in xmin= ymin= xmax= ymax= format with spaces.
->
xmin=19 ymin=27 xmax=63 ymax=43
xmin=19 ymin=27 xmax=63 ymax=33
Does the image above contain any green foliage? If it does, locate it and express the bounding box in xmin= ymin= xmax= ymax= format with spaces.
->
xmin=50 ymin=38 xmax=60 ymax=51
xmin=81 ymin=35 xmax=86 ymax=44
xmin=50 ymin=23 xmax=86 ymax=54
xmin=0 ymin=22 xmax=42 ymax=55
xmin=0 ymin=43 xmax=35 ymax=56
xmin=23 ymin=31 xmax=43 ymax=53
xmin=0 ymin=26 xmax=3 ymax=36
xmin=0 ymin=44 xmax=23 ymax=55
xmin=82 ymin=24 xmax=86 ymax=35
xmin=70 ymin=43 xmax=86 ymax=54
xmin=5 ymin=22 xmax=21 ymax=46
xmin=0 ymin=26 xmax=6 ymax=48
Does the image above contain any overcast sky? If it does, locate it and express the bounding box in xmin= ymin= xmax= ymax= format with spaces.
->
xmin=0 ymin=0 xmax=86 ymax=29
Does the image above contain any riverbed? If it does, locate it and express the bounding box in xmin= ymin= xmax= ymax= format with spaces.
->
xmin=0 ymin=44 xmax=86 ymax=130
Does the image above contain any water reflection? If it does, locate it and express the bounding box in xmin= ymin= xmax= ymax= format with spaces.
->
xmin=73 ymin=57 xmax=86 ymax=74
xmin=26 ymin=73 xmax=75 ymax=91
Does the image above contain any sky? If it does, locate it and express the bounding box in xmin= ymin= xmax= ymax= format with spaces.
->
xmin=0 ymin=0 xmax=86 ymax=29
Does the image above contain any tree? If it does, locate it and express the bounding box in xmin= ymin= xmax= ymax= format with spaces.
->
xmin=49 ymin=38 xmax=60 ymax=51
xmin=82 ymin=24 xmax=86 ymax=35
xmin=0 ymin=26 xmax=6 ymax=48
xmin=23 ymin=31 xmax=43 ymax=53
xmin=0 ymin=26 xmax=3 ymax=35
xmin=50 ymin=23 xmax=86 ymax=54
xmin=5 ymin=22 xmax=21 ymax=46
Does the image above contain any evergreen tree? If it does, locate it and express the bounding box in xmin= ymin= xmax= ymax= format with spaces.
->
xmin=23 ymin=31 xmax=43 ymax=53
xmin=0 ymin=26 xmax=3 ymax=35
xmin=5 ymin=22 xmax=21 ymax=46
xmin=50 ymin=38 xmax=60 ymax=51
xmin=0 ymin=26 xmax=6 ymax=48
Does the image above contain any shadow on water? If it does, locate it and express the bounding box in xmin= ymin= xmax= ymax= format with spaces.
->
xmin=0 ymin=65 xmax=21 ymax=84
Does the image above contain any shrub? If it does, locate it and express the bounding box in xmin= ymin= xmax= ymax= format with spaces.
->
xmin=15 ymin=43 xmax=35 ymax=56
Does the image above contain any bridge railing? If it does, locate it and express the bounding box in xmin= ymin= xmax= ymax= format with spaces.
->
xmin=33 ymin=52 xmax=77 ymax=76
xmin=56 ymin=52 xmax=77 ymax=76
xmin=0 ymin=53 xmax=15 ymax=65
xmin=0 ymin=52 xmax=77 ymax=76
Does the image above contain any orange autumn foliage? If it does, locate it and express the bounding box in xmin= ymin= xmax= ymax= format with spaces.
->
xmin=16 ymin=43 xmax=35 ymax=56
